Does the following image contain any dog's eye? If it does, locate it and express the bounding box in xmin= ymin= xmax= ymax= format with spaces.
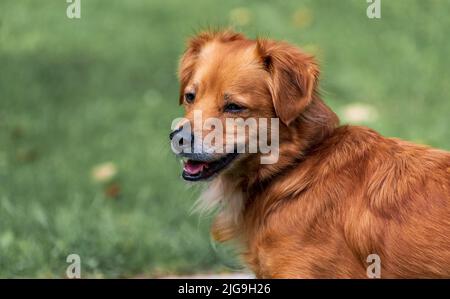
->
xmin=184 ymin=92 xmax=195 ymax=103
xmin=224 ymin=103 xmax=245 ymax=113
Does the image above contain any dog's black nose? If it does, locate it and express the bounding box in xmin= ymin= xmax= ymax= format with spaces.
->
xmin=169 ymin=127 xmax=182 ymax=141
xmin=170 ymin=127 xmax=195 ymax=150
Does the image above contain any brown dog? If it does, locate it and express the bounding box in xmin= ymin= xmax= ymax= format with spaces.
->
xmin=170 ymin=30 xmax=450 ymax=278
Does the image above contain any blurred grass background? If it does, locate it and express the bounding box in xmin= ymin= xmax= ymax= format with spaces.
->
xmin=0 ymin=0 xmax=449 ymax=278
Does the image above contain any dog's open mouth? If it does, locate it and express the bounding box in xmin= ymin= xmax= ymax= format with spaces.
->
xmin=182 ymin=153 xmax=239 ymax=181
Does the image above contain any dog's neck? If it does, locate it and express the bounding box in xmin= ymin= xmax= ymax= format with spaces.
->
xmin=205 ymin=97 xmax=339 ymax=242
xmin=246 ymin=96 xmax=339 ymax=188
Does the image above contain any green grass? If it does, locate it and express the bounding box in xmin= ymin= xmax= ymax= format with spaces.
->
xmin=0 ymin=0 xmax=449 ymax=278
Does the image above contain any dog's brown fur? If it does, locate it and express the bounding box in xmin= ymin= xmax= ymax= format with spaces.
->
xmin=177 ymin=30 xmax=450 ymax=278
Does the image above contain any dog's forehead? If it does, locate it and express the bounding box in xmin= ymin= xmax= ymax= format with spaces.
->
xmin=193 ymin=41 xmax=260 ymax=87
xmin=200 ymin=40 xmax=255 ymax=61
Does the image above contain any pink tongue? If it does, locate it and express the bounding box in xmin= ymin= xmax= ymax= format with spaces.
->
xmin=184 ymin=161 xmax=207 ymax=175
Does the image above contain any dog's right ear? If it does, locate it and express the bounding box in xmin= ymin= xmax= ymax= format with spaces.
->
xmin=256 ymin=39 xmax=319 ymax=126
xmin=178 ymin=30 xmax=246 ymax=105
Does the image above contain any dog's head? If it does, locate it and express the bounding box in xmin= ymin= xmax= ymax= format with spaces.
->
xmin=170 ymin=30 xmax=331 ymax=183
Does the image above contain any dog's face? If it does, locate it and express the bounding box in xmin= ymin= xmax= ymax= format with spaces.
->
xmin=170 ymin=31 xmax=319 ymax=182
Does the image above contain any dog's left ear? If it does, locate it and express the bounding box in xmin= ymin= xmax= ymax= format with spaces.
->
xmin=256 ymin=39 xmax=319 ymax=126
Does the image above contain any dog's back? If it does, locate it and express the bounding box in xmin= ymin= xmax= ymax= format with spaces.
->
xmin=239 ymin=126 xmax=450 ymax=278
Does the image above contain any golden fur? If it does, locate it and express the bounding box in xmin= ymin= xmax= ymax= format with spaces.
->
xmin=177 ymin=30 xmax=450 ymax=278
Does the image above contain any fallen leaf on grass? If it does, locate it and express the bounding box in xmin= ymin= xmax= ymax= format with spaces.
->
xmin=105 ymin=183 xmax=121 ymax=199
xmin=91 ymin=162 xmax=117 ymax=183
xmin=341 ymin=103 xmax=378 ymax=124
